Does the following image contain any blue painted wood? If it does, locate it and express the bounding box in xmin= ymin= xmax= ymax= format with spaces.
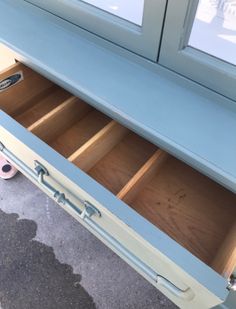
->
xmin=159 ymin=0 xmax=236 ymax=102
xmin=0 ymin=110 xmax=229 ymax=300
xmin=24 ymin=0 xmax=167 ymax=60
xmin=1 ymin=1 xmax=236 ymax=193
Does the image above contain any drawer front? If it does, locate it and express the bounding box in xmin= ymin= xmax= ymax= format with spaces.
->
xmin=0 ymin=62 xmax=232 ymax=308
xmin=0 ymin=110 xmax=229 ymax=309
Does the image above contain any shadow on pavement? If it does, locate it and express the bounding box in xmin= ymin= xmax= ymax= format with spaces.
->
xmin=0 ymin=209 xmax=96 ymax=309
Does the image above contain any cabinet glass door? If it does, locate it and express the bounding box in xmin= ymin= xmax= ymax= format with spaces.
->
xmin=159 ymin=0 xmax=236 ymax=100
xmin=24 ymin=0 xmax=166 ymax=60
xmin=189 ymin=0 xmax=236 ymax=65
xmin=82 ymin=0 xmax=145 ymax=26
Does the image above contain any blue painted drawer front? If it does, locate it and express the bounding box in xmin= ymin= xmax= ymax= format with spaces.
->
xmin=0 ymin=107 xmax=230 ymax=308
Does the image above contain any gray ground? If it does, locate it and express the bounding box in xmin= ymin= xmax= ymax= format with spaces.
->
xmin=0 ymin=173 xmax=176 ymax=309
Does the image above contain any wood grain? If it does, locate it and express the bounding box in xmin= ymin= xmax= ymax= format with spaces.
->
xmin=68 ymin=120 xmax=128 ymax=171
xmin=117 ymin=149 xmax=168 ymax=204
xmin=4 ymin=62 xmax=235 ymax=277
xmin=15 ymin=87 xmax=70 ymax=127
xmin=50 ymin=110 xmax=111 ymax=158
xmin=88 ymin=132 xmax=157 ymax=194
xmin=0 ymin=62 xmax=53 ymax=115
xmin=28 ymin=96 xmax=91 ymax=142
xmin=130 ymin=157 xmax=236 ymax=269
xmin=211 ymin=222 xmax=236 ymax=278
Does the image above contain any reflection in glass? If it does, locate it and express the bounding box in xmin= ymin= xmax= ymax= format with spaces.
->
xmin=189 ymin=0 xmax=236 ymax=65
xmin=82 ymin=0 xmax=145 ymax=26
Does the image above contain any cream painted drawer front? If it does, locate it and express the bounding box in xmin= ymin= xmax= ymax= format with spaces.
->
xmin=0 ymin=63 xmax=235 ymax=309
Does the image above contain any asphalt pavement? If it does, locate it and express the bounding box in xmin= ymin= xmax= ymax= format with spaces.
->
xmin=0 ymin=173 xmax=176 ymax=309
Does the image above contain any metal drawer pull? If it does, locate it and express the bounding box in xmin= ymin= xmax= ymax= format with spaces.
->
xmin=34 ymin=160 xmax=101 ymax=220
xmin=0 ymin=142 xmax=194 ymax=301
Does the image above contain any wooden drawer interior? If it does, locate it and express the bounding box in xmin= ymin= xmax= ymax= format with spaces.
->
xmin=1 ymin=63 xmax=236 ymax=280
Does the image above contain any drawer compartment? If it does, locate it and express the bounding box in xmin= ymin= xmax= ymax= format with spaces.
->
xmin=0 ymin=63 xmax=235 ymax=308
xmin=127 ymin=156 xmax=236 ymax=278
xmin=87 ymin=133 xmax=157 ymax=195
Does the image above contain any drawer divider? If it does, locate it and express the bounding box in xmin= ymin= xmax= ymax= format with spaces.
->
xmin=15 ymin=86 xmax=70 ymax=127
xmin=117 ymin=149 xmax=169 ymax=204
xmin=28 ymin=96 xmax=91 ymax=142
xmin=68 ymin=120 xmax=128 ymax=171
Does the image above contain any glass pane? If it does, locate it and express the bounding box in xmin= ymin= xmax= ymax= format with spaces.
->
xmin=82 ymin=0 xmax=145 ymax=26
xmin=189 ymin=0 xmax=236 ymax=65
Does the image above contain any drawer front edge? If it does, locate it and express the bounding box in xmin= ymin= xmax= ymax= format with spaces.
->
xmin=0 ymin=110 xmax=229 ymax=308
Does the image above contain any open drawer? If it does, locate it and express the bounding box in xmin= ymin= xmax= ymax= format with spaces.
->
xmin=0 ymin=63 xmax=235 ymax=308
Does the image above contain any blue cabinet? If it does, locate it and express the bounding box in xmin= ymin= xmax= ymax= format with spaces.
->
xmin=0 ymin=1 xmax=235 ymax=308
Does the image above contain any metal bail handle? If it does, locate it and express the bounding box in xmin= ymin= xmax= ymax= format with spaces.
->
xmin=34 ymin=160 xmax=101 ymax=220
